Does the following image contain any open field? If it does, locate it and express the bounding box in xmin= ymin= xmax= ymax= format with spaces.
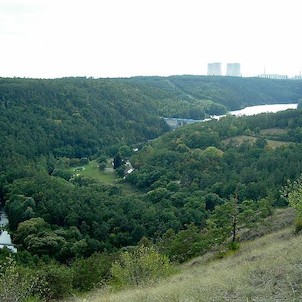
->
xmin=222 ymin=135 xmax=257 ymax=145
xmin=69 ymin=208 xmax=302 ymax=302
xmin=71 ymin=160 xmax=116 ymax=184
xmin=266 ymin=138 xmax=289 ymax=149
xmin=260 ymin=128 xmax=287 ymax=136
xmin=222 ymin=135 xmax=289 ymax=149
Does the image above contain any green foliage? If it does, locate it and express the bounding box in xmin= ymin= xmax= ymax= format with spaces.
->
xmin=36 ymin=262 xmax=73 ymax=300
xmin=71 ymin=252 xmax=113 ymax=291
xmin=283 ymin=176 xmax=302 ymax=233
xmin=3 ymin=109 xmax=302 ymax=268
xmin=14 ymin=218 xmax=49 ymax=244
xmin=158 ymin=225 xmax=208 ymax=263
xmin=0 ymin=258 xmax=42 ymax=302
xmin=51 ymin=168 xmax=73 ymax=180
xmin=0 ymin=76 xmax=300 ymax=173
xmin=98 ymin=161 xmax=107 ymax=171
xmin=128 ymin=75 xmax=302 ymax=113
xmin=119 ymin=145 xmax=132 ymax=158
xmin=0 ymin=254 xmax=112 ymax=300
xmin=5 ymin=195 xmax=37 ymax=230
xmin=284 ymin=176 xmax=302 ymax=217
xmin=1 ymin=76 xmax=302 ymax=300
xmin=165 ymin=75 xmax=302 ymax=110
xmin=208 ymin=197 xmax=272 ymax=245
xmin=228 ymin=241 xmax=240 ymax=251
xmin=0 ymin=77 xmax=169 ymax=169
xmin=293 ymin=216 xmax=302 ymax=234
xmin=111 ymin=245 xmax=174 ymax=288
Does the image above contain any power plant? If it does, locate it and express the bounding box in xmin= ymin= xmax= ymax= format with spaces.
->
xmin=207 ymin=62 xmax=222 ymax=76
xmin=226 ymin=63 xmax=241 ymax=76
xmin=207 ymin=62 xmax=302 ymax=79
xmin=207 ymin=62 xmax=241 ymax=77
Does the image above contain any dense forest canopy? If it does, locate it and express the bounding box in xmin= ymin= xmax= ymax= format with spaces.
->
xmin=1 ymin=75 xmax=301 ymax=165
xmin=125 ymin=75 xmax=302 ymax=110
xmin=1 ymin=75 xmax=302 ymax=300
xmin=0 ymin=77 xmax=168 ymax=164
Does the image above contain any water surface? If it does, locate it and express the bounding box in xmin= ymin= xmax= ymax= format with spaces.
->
xmin=230 ymin=103 xmax=298 ymax=116
xmin=0 ymin=209 xmax=17 ymax=252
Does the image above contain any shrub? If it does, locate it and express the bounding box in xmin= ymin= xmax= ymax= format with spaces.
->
xmin=37 ymin=262 xmax=73 ymax=300
xmin=98 ymin=161 xmax=107 ymax=171
xmin=72 ymin=253 xmax=113 ymax=291
xmin=111 ymin=245 xmax=174 ymax=288
xmin=294 ymin=216 xmax=302 ymax=234
xmin=0 ymin=257 xmax=42 ymax=302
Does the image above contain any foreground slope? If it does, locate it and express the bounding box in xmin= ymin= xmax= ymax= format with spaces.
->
xmin=80 ymin=209 xmax=301 ymax=302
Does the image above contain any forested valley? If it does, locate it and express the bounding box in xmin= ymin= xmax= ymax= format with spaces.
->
xmin=1 ymin=76 xmax=302 ymax=301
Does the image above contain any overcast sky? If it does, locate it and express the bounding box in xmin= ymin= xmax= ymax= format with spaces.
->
xmin=1 ymin=0 xmax=301 ymax=79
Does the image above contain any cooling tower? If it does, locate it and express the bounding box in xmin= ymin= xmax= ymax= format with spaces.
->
xmin=207 ymin=62 xmax=222 ymax=76
xmin=226 ymin=63 xmax=241 ymax=76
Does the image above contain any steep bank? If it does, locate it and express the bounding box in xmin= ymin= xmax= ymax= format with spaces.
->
xmin=77 ymin=209 xmax=300 ymax=302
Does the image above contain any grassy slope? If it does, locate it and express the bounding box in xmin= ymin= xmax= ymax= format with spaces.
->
xmin=70 ymin=160 xmax=116 ymax=184
xmin=73 ymin=208 xmax=302 ymax=302
xmin=222 ymin=135 xmax=289 ymax=149
xmin=222 ymin=127 xmax=291 ymax=149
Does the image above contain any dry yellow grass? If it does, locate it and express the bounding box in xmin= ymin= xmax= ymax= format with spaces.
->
xmin=222 ymin=135 xmax=288 ymax=149
xmin=69 ymin=209 xmax=302 ymax=302
xmin=260 ymin=128 xmax=287 ymax=136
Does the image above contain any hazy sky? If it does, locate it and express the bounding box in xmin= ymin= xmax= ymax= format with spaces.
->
xmin=1 ymin=0 xmax=301 ymax=78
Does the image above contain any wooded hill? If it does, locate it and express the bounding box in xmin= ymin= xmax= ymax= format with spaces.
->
xmin=126 ymin=75 xmax=302 ymax=110
xmin=1 ymin=76 xmax=302 ymax=301
xmin=1 ymin=75 xmax=302 ymax=166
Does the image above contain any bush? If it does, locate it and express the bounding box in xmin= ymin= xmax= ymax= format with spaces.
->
xmin=111 ymin=245 xmax=174 ymax=288
xmin=158 ymin=225 xmax=208 ymax=263
xmin=72 ymin=253 xmax=113 ymax=291
xmin=0 ymin=258 xmax=42 ymax=302
xmin=228 ymin=241 xmax=240 ymax=251
xmin=98 ymin=161 xmax=107 ymax=171
xmin=37 ymin=262 xmax=73 ymax=300
xmin=294 ymin=216 xmax=302 ymax=234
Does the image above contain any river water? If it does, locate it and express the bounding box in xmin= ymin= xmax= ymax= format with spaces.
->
xmin=165 ymin=103 xmax=298 ymax=129
xmin=228 ymin=103 xmax=298 ymax=117
xmin=0 ymin=209 xmax=17 ymax=253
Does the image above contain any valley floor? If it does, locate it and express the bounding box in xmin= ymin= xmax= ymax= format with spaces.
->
xmin=69 ymin=208 xmax=301 ymax=302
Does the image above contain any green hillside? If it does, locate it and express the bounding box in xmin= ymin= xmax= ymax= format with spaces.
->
xmin=1 ymin=76 xmax=302 ymax=301
xmin=76 ymin=209 xmax=301 ymax=302
xmin=0 ymin=76 xmax=301 ymax=168
xmin=126 ymin=75 xmax=302 ymax=110
xmin=0 ymin=77 xmax=169 ymax=166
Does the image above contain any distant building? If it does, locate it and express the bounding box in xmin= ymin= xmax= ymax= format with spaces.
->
xmin=292 ymin=74 xmax=302 ymax=80
xmin=226 ymin=63 xmax=241 ymax=76
xmin=207 ymin=62 xmax=222 ymax=76
xmin=258 ymin=74 xmax=288 ymax=80
xmin=163 ymin=117 xmax=202 ymax=130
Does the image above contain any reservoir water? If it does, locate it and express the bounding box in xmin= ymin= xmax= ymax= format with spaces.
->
xmin=165 ymin=103 xmax=298 ymax=128
xmin=229 ymin=103 xmax=298 ymax=117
